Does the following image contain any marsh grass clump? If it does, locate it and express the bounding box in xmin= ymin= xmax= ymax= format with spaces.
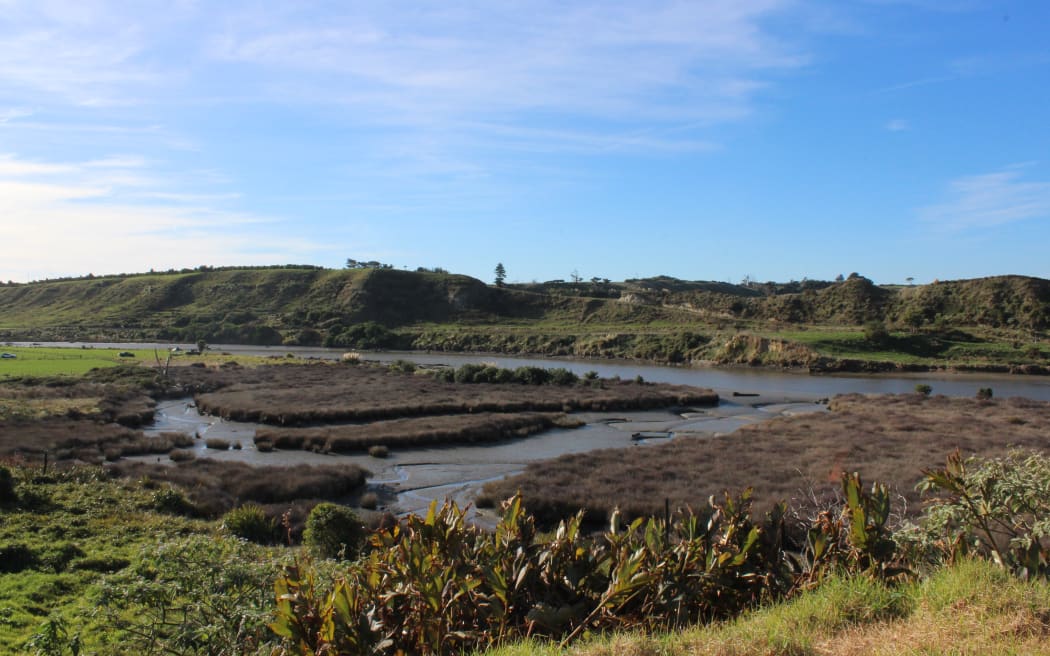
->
xmin=388 ymin=359 xmax=417 ymax=374
xmin=151 ymin=485 xmax=196 ymax=516
xmin=222 ymin=503 xmax=276 ymax=544
xmin=359 ymin=492 xmax=378 ymax=510
xmin=205 ymin=438 xmax=231 ymax=450
xmin=368 ymin=445 xmax=389 ymax=458
xmin=112 ymin=460 xmax=369 ymax=517
xmin=169 ymin=449 xmax=195 ymax=462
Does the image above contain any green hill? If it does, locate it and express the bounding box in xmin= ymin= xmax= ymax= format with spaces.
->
xmin=1 ymin=267 xmax=1047 ymax=371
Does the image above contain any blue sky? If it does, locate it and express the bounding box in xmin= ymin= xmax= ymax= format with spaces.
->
xmin=2 ymin=1 xmax=1048 ymax=285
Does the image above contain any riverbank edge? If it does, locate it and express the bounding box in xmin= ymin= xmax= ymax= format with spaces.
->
xmin=4 ymin=336 xmax=1048 ymax=378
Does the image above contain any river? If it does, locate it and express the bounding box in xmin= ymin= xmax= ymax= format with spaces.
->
xmin=19 ymin=340 xmax=1048 ymax=400
xmin=72 ymin=340 xmax=1036 ymax=521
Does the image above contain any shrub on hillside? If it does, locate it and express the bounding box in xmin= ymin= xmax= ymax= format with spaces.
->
xmin=864 ymin=321 xmax=890 ymax=346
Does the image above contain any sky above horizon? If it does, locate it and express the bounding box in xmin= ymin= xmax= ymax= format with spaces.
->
xmin=2 ymin=1 xmax=1048 ymax=286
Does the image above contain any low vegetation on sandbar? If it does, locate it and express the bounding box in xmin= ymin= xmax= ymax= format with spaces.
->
xmin=193 ymin=362 xmax=717 ymax=425
xmin=255 ymin=411 xmax=583 ymax=453
xmin=479 ymin=392 xmax=1050 ymax=527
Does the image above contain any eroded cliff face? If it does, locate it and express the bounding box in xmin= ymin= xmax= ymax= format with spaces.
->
xmin=713 ymin=334 xmax=820 ymax=367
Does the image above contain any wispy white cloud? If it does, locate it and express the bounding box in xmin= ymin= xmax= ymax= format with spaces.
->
xmin=0 ymin=153 xmax=326 ymax=282
xmin=885 ymin=118 xmax=909 ymax=131
xmin=208 ymin=1 xmax=803 ymax=126
xmin=1 ymin=2 xmax=805 ymax=142
xmin=0 ymin=107 xmax=33 ymax=123
xmin=919 ymin=166 xmax=1050 ymax=229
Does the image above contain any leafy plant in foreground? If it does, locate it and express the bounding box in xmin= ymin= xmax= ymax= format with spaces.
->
xmin=97 ymin=535 xmax=280 ymax=655
xmin=271 ymin=492 xmax=792 ymax=655
xmin=918 ymin=450 xmax=1050 ymax=579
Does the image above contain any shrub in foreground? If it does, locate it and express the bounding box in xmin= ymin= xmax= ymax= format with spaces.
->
xmin=302 ymin=502 xmax=366 ymax=560
xmin=273 ymin=476 xmax=912 ymax=655
xmin=915 ymin=450 xmax=1050 ymax=578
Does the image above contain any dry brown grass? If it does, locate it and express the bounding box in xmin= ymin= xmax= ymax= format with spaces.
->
xmin=0 ymin=417 xmax=192 ymax=463
xmin=111 ymin=459 xmax=369 ymax=517
xmin=255 ymin=412 xmax=582 ymax=452
xmin=480 ymin=393 xmax=1050 ymax=527
xmin=193 ymin=364 xmax=716 ymax=425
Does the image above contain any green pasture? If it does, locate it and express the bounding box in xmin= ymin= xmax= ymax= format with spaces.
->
xmin=0 ymin=346 xmax=156 ymax=378
xmin=773 ymin=328 xmax=1047 ymax=366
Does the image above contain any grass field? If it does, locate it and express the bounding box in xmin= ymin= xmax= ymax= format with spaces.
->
xmin=0 ymin=346 xmax=157 ymax=378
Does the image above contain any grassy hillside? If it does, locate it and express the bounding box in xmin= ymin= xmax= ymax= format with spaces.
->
xmin=1 ymin=267 xmax=1048 ymax=371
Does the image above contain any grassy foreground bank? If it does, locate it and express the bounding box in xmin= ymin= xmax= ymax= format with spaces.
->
xmin=483 ymin=558 xmax=1050 ymax=656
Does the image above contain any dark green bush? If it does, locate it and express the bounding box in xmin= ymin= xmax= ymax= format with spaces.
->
xmin=222 ymin=503 xmax=276 ymax=544
xmin=303 ymin=502 xmax=366 ymax=559
xmin=0 ymin=466 xmax=15 ymax=503
xmin=454 ymin=363 xmax=486 ymax=383
xmin=0 ymin=543 xmax=37 ymax=573
xmin=915 ymin=384 xmax=932 ymax=397
xmin=864 ymin=321 xmax=890 ymax=345
xmin=976 ymin=387 xmax=993 ymax=400
xmin=513 ymin=366 xmax=550 ymax=385
xmin=548 ymin=368 xmax=579 ymax=386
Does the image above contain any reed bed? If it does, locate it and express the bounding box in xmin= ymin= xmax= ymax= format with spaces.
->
xmin=0 ymin=418 xmax=192 ymax=463
xmin=254 ymin=412 xmax=583 ymax=453
xmin=110 ymin=460 xmax=370 ymax=517
xmin=480 ymin=393 xmax=1050 ymax=528
xmin=194 ymin=364 xmax=716 ymax=426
